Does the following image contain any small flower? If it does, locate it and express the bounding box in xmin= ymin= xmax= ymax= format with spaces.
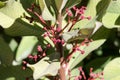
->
xmin=72 ymin=6 xmax=77 ymax=10
xmin=28 ymin=54 xmax=33 ymax=59
xmin=66 ymin=8 xmax=73 ymax=17
xmin=78 ymin=67 xmax=86 ymax=80
xmin=47 ymin=44 xmax=51 ymax=48
xmin=87 ymin=16 xmax=91 ymax=20
xmin=33 ymin=55 xmax=38 ymax=62
xmin=80 ymin=15 xmax=85 ymax=20
xmin=42 ymin=52 xmax=46 ymax=57
xmin=37 ymin=45 xmax=43 ymax=52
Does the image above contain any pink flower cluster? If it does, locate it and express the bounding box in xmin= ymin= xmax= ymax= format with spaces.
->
xmin=74 ymin=67 xmax=104 ymax=80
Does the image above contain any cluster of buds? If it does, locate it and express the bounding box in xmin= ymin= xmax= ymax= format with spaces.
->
xmin=74 ymin=67 xmax=104 ymax=80
xmin=23 ymin=3 xmax=94 ymax=80
xmin=66 ymin=6 xmax=91 ymax=28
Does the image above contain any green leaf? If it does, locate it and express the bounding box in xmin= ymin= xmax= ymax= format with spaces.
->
xmin=96 ymin=0 xmax=111 ymax=20
xmin=62 ymin=30 xmax=79 ymax=42
xmin=4 ymin=19 xmax=44 ymax=36
xmin=103 ymin=57 xmax=120 ymax=80
xmin=9 ymin=39 xmax=18 ymax=52
xmin=42 ymin=6 xmax=55 ymax=21
xmin=68 ymin=39 xmax=106 ymax=69
xmin=54 ymin=0 xmax=63 ymax=12
xmin=107 ymin=0 xmax=120 ymax=14
xmin=27 ymin=53 xmax=60 ymax=80
xmin=16 ymin=36 xmax=38 ymax=62
xmin=0 ymin=0 xmax=43 ymax=36
xmin=68 ymin=26 xmax=111 ymax=69
xmin=102 ymin=13 xmax=120 ymax=28
xmin=91 ymin=26 xmax=111 ymax=40
xmin=0 ymin=37 xmax=13 ymax=66
xmin=38 ymin=0 xmax=54 ymax=21
xmin=102 ymin=0 xmax=120 ymax=28
xmin=38 ymin=0 xmax=45 ymax=11
xmin=0 ymin=65 xmax=32 ymax=80
xmin=0 ymin=0 xmax=27 ymax=22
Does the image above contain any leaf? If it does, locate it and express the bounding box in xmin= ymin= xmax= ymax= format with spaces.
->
xmin=0 ymin=65 xmax=32 ymax=80
xmin=42 ymin=6 xmax=55 ymax=21
xmin=39 ymin=0 xmax=54 ymax=20
xmin=38 ymin=0 xmax=45 ymax=11
xmin=4 ymin=19 xmax=44 ymax=36
xmin=102 ymin=13 xmax=120 ymax=28
xmin=16 ymin=36 xmax=38 ymax=62
xmin=102 ymin=0 xmax=120 ymax=28
xmin=91 ymin=26 xmax=111 ymax=40
xmin=54 ymin=0 xmax=63 ymax=12
xmin=0 ymin=37 xmax=13 ymax=66
xmin=9 ymin=39 xmax=18 ymax=52
xmin=107 ymin=0 xmax=120 ymax=14
xmin=103 ymin=57 xmax=120 ymax=80
xmin=27 ymin=53 xmax=60 ymax=80
xmin=68 ymin=26 xmax=111 ymax=69
xmin=96 ymin=0 xmax=111 ymax=20
xmin=62 ymin=30 xmax=79 ymax=42
xmin=0 ymin=0 xmax=43 ymax=36
xmin=68 ymin=39 xmax=106 ymax=69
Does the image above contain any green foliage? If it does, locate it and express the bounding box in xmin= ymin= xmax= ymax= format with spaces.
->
xmin=0 ymin=36 xmax=13 ymax=66
xmin=0 ymin=0 xmax=120 ymax=80
xmin=0 ymin=65 xmax=32 ymax=80
xmin=16 ymin=36 xmax=38 ymax=62
xmin=104 ymin=58 xmax=120 ymax=80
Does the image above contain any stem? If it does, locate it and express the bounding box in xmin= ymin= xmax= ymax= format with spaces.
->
xmin=68 ymin=22 xmax=75 ymax=32
xmin=56 ymin=13 xmax=66 ymax=80
xmin=59 ymin=22 xmax=69 ymax=34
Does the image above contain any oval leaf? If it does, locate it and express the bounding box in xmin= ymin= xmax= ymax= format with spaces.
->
xmin=16 ymin=36 xmax=38 ymax=62
xmin=27 ymin=53 xmax=60 ymax=80
xmin=104 ymin=57 xmax=120 ymax=80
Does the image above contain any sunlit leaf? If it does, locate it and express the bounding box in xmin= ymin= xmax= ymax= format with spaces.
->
xmin=27 ymin=53 xmax=60 ymax=80
xmin=9 ymin=39 xmax=18 ymax=52
xmin=102 ymin=13 xmax=120 ymax=28
xmin=104 ymin=57 xmax=120 ymax=80
xmin=16 ymin=36 xmax=38 ymax=62
xmin=107 ymin=0 xmax=120 ymax=14
xmin=68 ymin=39 xmax=106 ymax=69
xmin=0 ymin=0 xmax=43 ymax=36
xmin=38 ymin=0 xmax=54 ymax=20
xmin=62 ymin=30 xmax=79 ymax=42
